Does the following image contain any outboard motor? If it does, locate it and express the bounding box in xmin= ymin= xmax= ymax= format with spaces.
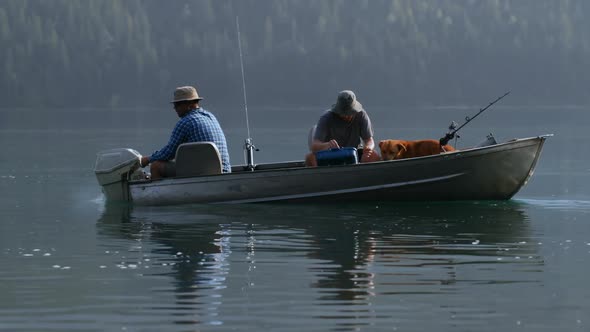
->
xmin=94 ymin=148 xmax=144 ymax=202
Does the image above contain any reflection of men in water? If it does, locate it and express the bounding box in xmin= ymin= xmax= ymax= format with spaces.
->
xmin=96 ymin=206 xmax=228 ymax=326
xmin=306 ymin=222 xmax=377 ymax=302
xmin=95 ymin=202 xmax=533 ymax=328
xmin=304 ymin=202 xmax=532 ymax=304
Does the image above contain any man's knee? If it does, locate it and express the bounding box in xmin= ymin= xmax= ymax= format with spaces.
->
xmin=305 ymin=153 xmax=317 ymax=167
xmin=361 ymin=149 xmax=381 ymax=163
xmin=150 ymin=160 xmax=176 ymax=179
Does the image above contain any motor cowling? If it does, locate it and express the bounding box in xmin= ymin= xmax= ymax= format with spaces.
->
xmin=95 ymin=148 xmax=142 ymax=202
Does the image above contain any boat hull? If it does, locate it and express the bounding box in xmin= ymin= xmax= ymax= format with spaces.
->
xmin=126 ymin=136 xmax=548 ymax=205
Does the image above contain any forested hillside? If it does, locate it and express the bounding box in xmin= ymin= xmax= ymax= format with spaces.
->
xmin=1 ymin=0 xmax=589 ymax=107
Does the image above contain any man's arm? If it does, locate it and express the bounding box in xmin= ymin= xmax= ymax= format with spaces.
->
xmin=310 ymin=112 xmax=341 ymax=152
xmin=362 ymin=136 xmax=375 ymax=151
xmin=360 ymin=137 xmax=380 ymax=162
xmin=141 ymin=122 xmax=186 ymax=167
xmin=310 ymin=139 xmax=339 ymax=152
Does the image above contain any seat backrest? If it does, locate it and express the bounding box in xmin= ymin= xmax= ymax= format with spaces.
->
xmin=175 ymin=142 xmax=222 ymax=177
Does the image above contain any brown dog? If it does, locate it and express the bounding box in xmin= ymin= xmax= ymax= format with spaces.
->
xmin=379 ymin=139 xmax=456 ymax=160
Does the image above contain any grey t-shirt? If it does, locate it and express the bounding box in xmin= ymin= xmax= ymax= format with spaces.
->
xmin=313 ymin=110 xmax=374 ymax=148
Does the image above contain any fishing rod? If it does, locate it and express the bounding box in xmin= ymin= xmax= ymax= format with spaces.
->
xmin=236 ymin=16 xmax=258 ymax=171
xmin=439 ymin=91 xmax=510 ymax=146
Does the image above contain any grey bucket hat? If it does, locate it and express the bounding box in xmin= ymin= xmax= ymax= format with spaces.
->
xmin=330 ymin=90 xmax=363 ymax=116
xmin=171 ymin=86 xmax=203 ymax=103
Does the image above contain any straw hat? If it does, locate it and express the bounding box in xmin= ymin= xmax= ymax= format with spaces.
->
xmin=330 ymin=90 xmax=363 ymax=116
xmin=171 ymin=86 xmax=203 ymax=103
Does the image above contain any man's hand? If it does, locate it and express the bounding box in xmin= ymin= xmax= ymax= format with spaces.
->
xmin=327 ymin=140 xmax=340 ymax=149
xmin=311 ymin=139 xmax=340 ymax=152
xmin=140 ymin=156 xmax=150 ymax=168
xmin=361 ymin=148 xmax=380 ymax=163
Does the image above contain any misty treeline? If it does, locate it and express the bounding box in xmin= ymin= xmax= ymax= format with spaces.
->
xmin=1 ymin=0 xmax=589 ymax=108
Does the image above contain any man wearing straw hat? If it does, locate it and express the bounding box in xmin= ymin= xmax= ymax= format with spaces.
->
xmin=140 ymin=86 xmax=231 ymax=179
xmin=305 ymin=90 xmax=380 ymax=166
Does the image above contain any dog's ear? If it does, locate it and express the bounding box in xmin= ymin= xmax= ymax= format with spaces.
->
xmin=378 ymin=140 xmax=385 ymax=149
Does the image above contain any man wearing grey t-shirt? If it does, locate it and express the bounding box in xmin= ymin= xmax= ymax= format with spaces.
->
xmin=305 ymin=90 xmax=381 ymax=166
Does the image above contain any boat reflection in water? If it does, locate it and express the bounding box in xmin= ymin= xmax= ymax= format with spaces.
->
xmin=96 ymin=200 xmax=538 ymax=328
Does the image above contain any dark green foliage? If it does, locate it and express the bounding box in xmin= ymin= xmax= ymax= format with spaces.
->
xmin=1 ymin=0 xmax=589 ymax=107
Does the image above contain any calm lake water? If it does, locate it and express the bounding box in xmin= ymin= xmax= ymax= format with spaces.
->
xmin=1 ymin=105 xmax=589 ymax=331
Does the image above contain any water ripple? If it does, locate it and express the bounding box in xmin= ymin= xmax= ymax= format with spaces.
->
xmin=517 ymin=198 xmax=590 ymax=211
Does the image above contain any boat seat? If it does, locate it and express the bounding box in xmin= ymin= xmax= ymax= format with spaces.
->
xmin=175 ymin=142 xmax=222 ymax=177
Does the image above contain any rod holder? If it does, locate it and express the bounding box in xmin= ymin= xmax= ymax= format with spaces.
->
xmin=244 ymin=138 xmax=257 ymax=171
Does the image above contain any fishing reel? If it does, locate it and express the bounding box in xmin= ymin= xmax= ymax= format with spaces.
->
xmin=440 ymin=121 xmax=460 ymax=146
xmin=448 ymin=121 xmax=460 ymax=139
xmin=448 ymin=121 xmax=458 ymax=131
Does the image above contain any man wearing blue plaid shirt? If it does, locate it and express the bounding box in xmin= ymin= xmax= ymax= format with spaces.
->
xmin=140 ymin=86 xmax=231 ymax=179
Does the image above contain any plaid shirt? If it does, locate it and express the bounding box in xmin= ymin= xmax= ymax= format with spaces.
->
xmin=149 ymin=108 xmax=231 ymax=173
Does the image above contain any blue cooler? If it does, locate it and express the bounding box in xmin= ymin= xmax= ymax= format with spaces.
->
xmin=315 ymin=148 xmax=358 ymax=166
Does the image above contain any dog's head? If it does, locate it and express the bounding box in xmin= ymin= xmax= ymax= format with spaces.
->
xmin=379 ymin=140 xmax=407 ymax=160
